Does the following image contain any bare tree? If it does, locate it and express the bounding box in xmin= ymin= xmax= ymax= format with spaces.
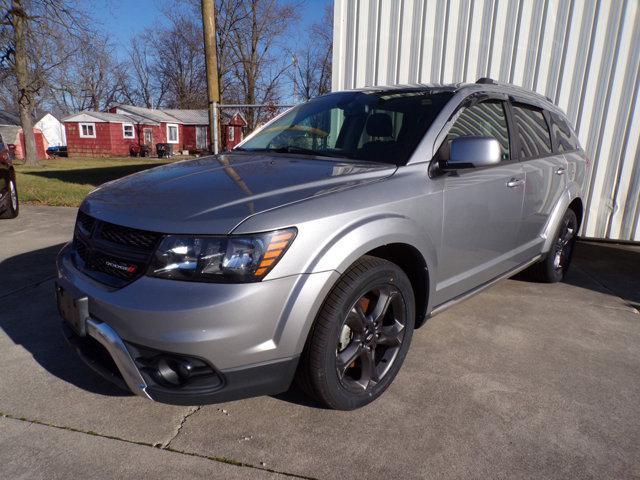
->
xmin=312 ymin=4 xmax=333 ymax=96
xmin=123 ymin=37 xmax=169 ymax=109
xmin=1 ymin=0 xmax=85 ymax=166
xmin=139 ymin=6 xmax=207 ymax=109
xmin=229 ymin=0 xmax=299 ymax=128
xmin=48 ymin=32 xmax=125 ymax=112
xmin=289 ymin=4 xmax=333 ymax=102
xmin=214 ymin=0 xmax=247 ymax=101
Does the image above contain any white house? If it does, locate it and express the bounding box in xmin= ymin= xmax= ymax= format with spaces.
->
xmin=34 ymin=113 xmax=66 ymax=147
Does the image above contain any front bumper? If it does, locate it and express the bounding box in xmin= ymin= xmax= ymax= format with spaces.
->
xmin=56 ymin=243 xmax=338 ymax=404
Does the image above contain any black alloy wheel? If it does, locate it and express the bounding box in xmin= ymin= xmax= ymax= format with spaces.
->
xmin=336 ymin=285 xmax=407 ymax=393
xmin=296 ymin=255 xmax=415 ymax=410
xmin=552 ymin=212 xmax=577 ymax=273
xmin=525 ymin=208 xmax=578 ymax=283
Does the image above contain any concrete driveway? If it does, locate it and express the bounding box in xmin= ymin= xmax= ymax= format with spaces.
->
xmin=1 ymin=205 xmax=639 ymax=479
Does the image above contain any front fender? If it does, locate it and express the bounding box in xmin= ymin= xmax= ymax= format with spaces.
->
xmin=278 ymin=213 xmax=439 ymax=354
xmin=307 ymin=213 xmax=437 ymax=276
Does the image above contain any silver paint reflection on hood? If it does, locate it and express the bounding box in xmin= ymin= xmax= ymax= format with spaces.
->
xmin=82 ymin=153 xmax=396 ymax=234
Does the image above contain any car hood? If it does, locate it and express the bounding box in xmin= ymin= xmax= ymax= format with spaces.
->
xmin=81 ymin=153 xmax=396 ymax=234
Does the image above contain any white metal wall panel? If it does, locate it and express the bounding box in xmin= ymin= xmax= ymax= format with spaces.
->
xmin=333 ymin=0 xmax=640 ymax=242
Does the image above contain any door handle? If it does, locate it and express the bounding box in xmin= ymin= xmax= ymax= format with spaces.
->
xmin=555 ymin=167 xmax=566 ymax=175
xmin=506 ymin=178 xmax=525 ymax=188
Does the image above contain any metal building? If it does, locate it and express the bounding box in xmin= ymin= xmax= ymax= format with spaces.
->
xmin=332 ymin=0 xmax=640 ymax=242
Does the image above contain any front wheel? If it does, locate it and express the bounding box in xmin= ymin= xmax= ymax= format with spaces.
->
xmin=526 ymin=208 xmax=578 ymax=283
xmin=0 ymin=174 xmax=19 ymax=219
xmin=296 ymin=256 xmax=415 ymax=410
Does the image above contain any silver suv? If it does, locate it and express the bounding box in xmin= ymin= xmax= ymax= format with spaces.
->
xmin=56 ymin=80 xmax=587 ymax=410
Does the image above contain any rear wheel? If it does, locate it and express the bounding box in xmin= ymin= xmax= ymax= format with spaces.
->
xmin=526 ymin=209 xmax=577 ymax=283
xmin=0 ymin=174 xmax=19 ymax=219
xmin=296 ymin=256 xmax=415 ymax=410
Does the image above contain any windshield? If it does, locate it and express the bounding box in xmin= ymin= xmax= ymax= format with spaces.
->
xmin=237 ymin=90 xmax=454 ymax=165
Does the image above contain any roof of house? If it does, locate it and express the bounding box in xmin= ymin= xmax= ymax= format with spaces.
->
xmin=114 ymin=105 xmax=178 ymax=124
xmin=34 ymin=111 xmax=62 ymax=123
xmin=62 ymin=111 xmax=148 ymax=124
xmin=0 ymin=110 xmax=20 ymax=126
xmin=0 ymin=125 xmax=21 ymax=142
xmin=62 ymin=105 xmax=247 ymax=127
xmin=220 ymin=109 xmax=247 ymax=125
xmin=162 ymin=109 xmax=209 ymax=125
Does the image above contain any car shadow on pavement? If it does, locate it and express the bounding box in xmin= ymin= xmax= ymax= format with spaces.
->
xmin=0 ymin=244 xmax=130 ymax=398
xmin=511 ymin=240 xmax=640 ymax=312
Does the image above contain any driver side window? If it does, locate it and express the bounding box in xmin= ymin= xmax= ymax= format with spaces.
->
xmin=440 ymin=101 xmax=511 ymax=162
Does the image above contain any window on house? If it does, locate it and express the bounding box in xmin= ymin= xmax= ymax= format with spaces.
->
xmin=123 ymin=123 xmax=135 ymax=139
xmin=228 ymin=127 xmax=235 ymax=141
xmin=167 ymin=124 xmax=179 ymax=143
xmin=79 ymin=123 xmax=96 ymax=138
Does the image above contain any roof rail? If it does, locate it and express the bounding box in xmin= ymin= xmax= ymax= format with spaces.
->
xmin=474 ymin=77 xmax=555 ymax=104
xmin=476 ymin=77 xmax=498 ymax=85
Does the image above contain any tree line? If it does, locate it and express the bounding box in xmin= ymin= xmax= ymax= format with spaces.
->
xmin=0 ymin=0 xmax=333 ymax=165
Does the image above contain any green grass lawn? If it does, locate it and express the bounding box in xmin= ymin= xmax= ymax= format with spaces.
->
xmin=15 ymin=157 xmax=176 ymax=207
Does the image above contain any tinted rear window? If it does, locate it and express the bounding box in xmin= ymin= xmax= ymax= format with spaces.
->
xmin=550 ymin=113 xmax=580 ymax=152
xmin=512 ymin=104 xmax=552 ymax=159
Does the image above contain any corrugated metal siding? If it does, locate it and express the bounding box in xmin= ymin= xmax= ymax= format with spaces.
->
xmin=333 ymin=0 xmax=640 ymax=241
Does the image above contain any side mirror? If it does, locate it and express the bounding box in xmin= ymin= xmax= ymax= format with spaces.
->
xmin=441 ymin=136 xmax=502 ymax=170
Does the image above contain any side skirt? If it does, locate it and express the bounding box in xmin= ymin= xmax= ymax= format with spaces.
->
xmin=429 ymin=254 xmax=543 ymax=317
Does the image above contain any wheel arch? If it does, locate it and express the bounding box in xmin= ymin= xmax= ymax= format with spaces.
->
xmin=301 ymin=215 xmax=438 ymax=323
xmin=366 ymin=243 xmax=430 ymax=328
xmin=542 ymin=188 xmax=584 ymax=253
xmin=568 ymin=197 xmax=584 ymax=231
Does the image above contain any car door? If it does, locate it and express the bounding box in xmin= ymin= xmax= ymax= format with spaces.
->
xmin=509 ymin=102 xmax=567 ymax=261
xmin=435 ymin=99 xmax=525 ymax=304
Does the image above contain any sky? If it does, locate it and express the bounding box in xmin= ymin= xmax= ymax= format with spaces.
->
xmin=88 ymin=0 xmax=332 ymax=61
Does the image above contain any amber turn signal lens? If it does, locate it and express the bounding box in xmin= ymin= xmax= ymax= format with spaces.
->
xmin=254 ymin=228 xmax=297 ymax=278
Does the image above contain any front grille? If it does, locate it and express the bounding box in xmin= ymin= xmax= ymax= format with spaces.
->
xmin=100 ymin=221 xmax=160 ymax=250
xmin=76 ymin=210 xmax=96 ymax=236
xmin=72 ymin=211 xmax=161 ymax=288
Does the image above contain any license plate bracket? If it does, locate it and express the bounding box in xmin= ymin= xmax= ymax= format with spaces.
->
xmin=56 ymin=284 xmax=89 ymax=336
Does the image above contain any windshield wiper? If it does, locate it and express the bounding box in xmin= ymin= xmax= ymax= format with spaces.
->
xmin=238 ymin=146 xmax=347 ymax=159
xmin=269 ymin=146 xmax=320 ymax=156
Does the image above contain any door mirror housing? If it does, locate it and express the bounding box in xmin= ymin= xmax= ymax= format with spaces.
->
xmin=441 ymin=136 xmax=502 ymax=170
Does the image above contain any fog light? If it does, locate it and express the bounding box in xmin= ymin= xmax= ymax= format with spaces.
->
xmin=154 ymin=358 xmax=183 ymax=386
xmin=127 ymin=342 xmax=219 ymax=390
xmin=146 ymin=355 xmax=212 ymax=388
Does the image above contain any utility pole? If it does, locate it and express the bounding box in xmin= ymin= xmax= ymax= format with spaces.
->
xmin=201 ymin=0 xmax=220 ymax=154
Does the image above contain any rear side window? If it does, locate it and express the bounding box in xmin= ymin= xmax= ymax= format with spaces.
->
xmin=550 ymin=113 xmax=580 ymax=152
xmin=446 ymin=101 xmax=511 ymax=161
xmin=512 ymin=104 xmax=552 ymax=159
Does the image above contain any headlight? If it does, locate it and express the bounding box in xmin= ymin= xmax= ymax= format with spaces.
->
xmin=148 ymin=228 xmax=296 ymax=283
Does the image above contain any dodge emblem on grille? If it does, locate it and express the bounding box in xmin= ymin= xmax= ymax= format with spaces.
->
xmin=105 ymin=260 xmax=137 ymax=273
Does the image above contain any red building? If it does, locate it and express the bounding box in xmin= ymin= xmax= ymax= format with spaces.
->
xmin=220 ymin=110 xmax=247 ymax=151
xmin=63 ymin=111 xmax=152 ymax=157
xmin=63 ymin=105 xmax=248 ymax=158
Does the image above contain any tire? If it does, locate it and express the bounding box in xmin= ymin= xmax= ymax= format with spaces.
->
xmin=296 ymin=255 xmax=415 ymax=410
xmin=0 ymin=173 xmax=19 ymax=219
xmin=525 ymin=208 xmax=578 ymax=283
